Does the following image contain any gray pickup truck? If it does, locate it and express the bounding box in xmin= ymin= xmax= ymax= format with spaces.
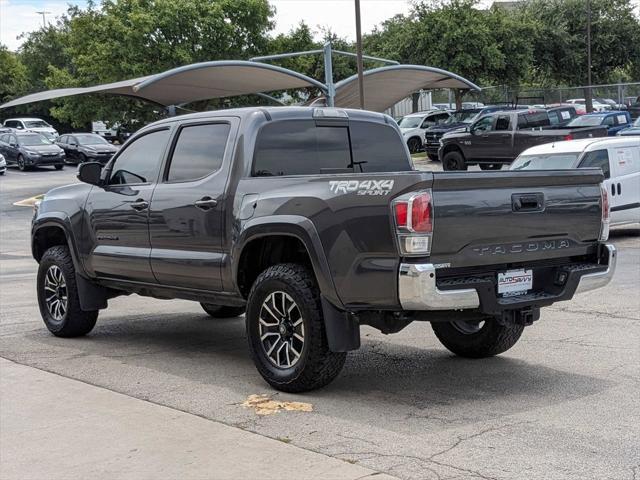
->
xmin=439 ymin=109 xmax=607 ymax=171
xmin=32 ymin=107 xmax=615 ymax=392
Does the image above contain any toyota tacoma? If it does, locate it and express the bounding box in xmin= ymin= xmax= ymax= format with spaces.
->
xmin=32 ymin=107 xmax=616 ymax=392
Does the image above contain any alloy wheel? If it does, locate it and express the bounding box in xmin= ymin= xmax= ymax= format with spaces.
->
xmin=17 ymin=156 xmax=25 ymax=171
xmin=258 ymin=291 xmax=305 ymax=368
xmin=44 ymin=265 xmax=68 ymax=322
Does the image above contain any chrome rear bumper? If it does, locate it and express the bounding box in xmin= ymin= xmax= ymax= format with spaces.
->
xmin=398 ymin=244 xmax=616 ymax=311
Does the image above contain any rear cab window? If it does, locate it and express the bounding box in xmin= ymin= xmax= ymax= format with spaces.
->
xmin=252 ymin=120 xmax=411 ymax=176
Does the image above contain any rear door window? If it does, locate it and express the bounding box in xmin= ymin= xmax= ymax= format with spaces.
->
xmin=166 ymin=123 xmax=230 ymax=182
xmin=495 ymin=115 xmax=511 ymax=131
xmin=579 ymin=149 xmax=610 ymax=178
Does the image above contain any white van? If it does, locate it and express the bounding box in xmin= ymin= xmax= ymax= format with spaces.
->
xmin=511 ymin=137 xmax=640 ymax=226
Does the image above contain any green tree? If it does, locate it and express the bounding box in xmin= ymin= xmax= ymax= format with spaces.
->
xmin=521 ymin=0 xmax=640 ymax=86
xmin=0 ymin=45 xmax=28 ymax=103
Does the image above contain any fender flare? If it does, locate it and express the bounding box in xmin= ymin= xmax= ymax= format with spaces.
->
xmin=232 ymin=215 xmax=342 ymax=309
xmin=31 ymin=214 xmax=87 ymax=276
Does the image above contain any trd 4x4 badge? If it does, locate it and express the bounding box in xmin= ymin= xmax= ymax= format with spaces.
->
xmin=329 ymin=179 xmax=394 ymax=196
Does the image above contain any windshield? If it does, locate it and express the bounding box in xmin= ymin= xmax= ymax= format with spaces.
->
xmin=75 ymin=134 xmax=109 ymax=145
xmin=19 ymin=135 xmax=52 ymax=146
xmin=446 ymin=111 xmax=479 ymax=124
xmin=24 ymin=120 xmax=50 ymax=128
xmin=511 ymin=153 xmax=580 ymax=170
xmin=398 ymin=116 xmax=422 ymax=128
xmin=567 ymin=115 xmax=605 ymax=127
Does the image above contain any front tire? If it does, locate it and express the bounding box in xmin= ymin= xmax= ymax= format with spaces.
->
xmin=431 ymin=318 xmax=524 ymax=358
xmin=407 ymin=137 xmax=422 ymax=154
xmin=200 ymin=303 xmax=245 ymax=318
xmin=17 ymin=155 xmax=27 ymax=171
xmin=442 ymin=151 xmax=468 ymax=171
xmin=37 ymin=246 xmax=98 ymax=337
xmin=54 ymin=164 xmax=64 ymax=170
xmin=246 ymin=263 xmax=346 ymax=392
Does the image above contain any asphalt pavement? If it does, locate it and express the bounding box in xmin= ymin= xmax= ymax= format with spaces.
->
xmin=1 ymin=163 xmax=639 ymax=480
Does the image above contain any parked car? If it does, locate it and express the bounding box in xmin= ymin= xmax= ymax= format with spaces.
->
xmin=423 ymin=106 xmax=511 ymax=161
xmin=31 ymin=106 xmax=615 ymax=392
xmin=595 ymin=98 xmax=625 ymax=111
xmin=0 ymin=132 xmax=65 ymax=171
xmin=438 ymin=109 xmax=607 ymax=170
xmin=546 ymin=105 xmax=578 ymax=126
xmin=2 ymin=117 xmax=59 ymax=141
xmin=565 ymin=111 xmax=632 ymax=136
xmin=57 ymin=133 xmax=119 ymax=164
xmin=0 ymin=153 xmax=6 ymax=175
xmin=511 ymin=137 xmax=639 ymax=227
xmin=397 ymin=110 xmax=451 ymax=153
xmin=566 ymin=98 xmax=611 ymax=112
xmin=617 ymin=117 xmax=640 ymax=136
xmin=432 ymin=102 xmax=484 ymax=110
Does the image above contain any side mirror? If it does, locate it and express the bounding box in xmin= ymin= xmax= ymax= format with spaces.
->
xmin=77 ymin=162 xmax=103 ymax=186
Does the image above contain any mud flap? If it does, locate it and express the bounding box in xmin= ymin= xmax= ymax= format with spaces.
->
xmin=75 ymin=273 xmax=109 ymax=311
xmin=321 ymin=297 xmax=360 ymax=352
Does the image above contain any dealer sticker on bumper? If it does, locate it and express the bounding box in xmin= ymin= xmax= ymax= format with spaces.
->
xmin=498 ymin=269 xmax=533 ymax=296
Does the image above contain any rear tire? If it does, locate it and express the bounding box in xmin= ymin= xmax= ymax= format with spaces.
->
xmin=200 ymin=303 xmax=245 ymax=318
xmin=37 ymin=246 xmax=98 ymax=337
xmin=442 ymin=151 xmax=467 ymax=171
xmin=431 ymin=318 xmax=524 ymax=358
xmin=246 ymin=263 xmax=346 ymax=392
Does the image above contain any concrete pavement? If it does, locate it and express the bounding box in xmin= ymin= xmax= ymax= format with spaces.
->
xmin=0 ymin=358 xmax=396 ymax=480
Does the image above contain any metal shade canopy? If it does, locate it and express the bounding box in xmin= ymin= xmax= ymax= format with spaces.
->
xmin=0 ymin=61 xmax=326 ymax=109
xmin=334 ymin=65 xmax=481 ymax=112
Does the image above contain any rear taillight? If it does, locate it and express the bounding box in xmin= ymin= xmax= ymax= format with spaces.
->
xmin=599 ymin=183 xmax=610 ymax=241
xmin=392 ymin=190 xmax=433 ymax=255
xmin=564 ymin=133 xmax=574 ymax=141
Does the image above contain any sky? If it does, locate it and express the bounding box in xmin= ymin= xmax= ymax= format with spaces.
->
xmin=0 ymin=0 xmax=414 ymax=51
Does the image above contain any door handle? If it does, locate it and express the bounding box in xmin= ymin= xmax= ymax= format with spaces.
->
xmin=194 ymin=197 xmax=217 ymax=210
xmin=130 ymin=199 xmax=149 ymax=211
xmin=617 ymin=183 xmax=621 ymax=195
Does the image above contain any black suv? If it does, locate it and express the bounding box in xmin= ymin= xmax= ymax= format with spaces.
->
xmin=56 ymin=133 xmax=119 ymax=164
xmin=31 ymin=107 xmax=615 ymax=391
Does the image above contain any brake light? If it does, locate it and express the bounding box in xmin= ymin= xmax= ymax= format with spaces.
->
xmin=392 ymin=191 xmax=433 ymax=255
xmin=599 ymin=183 xmax=610 ymax=241
xmin=410 ymin=192 xmax=432 ymax=233
xmin=394 ymin=202 xmax=408 ymax=228
xmin=564 ymin=133 xmax=574 ymax=141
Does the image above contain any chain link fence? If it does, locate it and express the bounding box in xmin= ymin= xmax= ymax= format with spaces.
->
xmin=388 ymin=82 xmax=640 ymax=117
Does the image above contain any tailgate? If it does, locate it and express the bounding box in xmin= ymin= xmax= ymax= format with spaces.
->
xmin=430 ymin=170 xmax=604 ymax=268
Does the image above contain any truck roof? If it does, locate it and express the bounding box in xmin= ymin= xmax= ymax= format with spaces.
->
xmin=151 ymin=106 xmax=390 ymax=127
xmin=521 ymin=136 xmax=639 ymax=155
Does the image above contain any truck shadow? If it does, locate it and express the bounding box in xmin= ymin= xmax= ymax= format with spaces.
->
xmin=15 ymin=309 xmax=613 ymax=428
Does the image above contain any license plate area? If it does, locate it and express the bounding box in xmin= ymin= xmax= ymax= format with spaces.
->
xmin=497 ymin=269 xmax=533 ymax=297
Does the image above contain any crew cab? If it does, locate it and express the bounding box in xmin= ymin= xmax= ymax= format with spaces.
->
xmin=32 ymin=107 xmax=616 ymax=392
xmin=423 ymin=106 xmax=510 ymax=161
xmin=566 ymin=111 xmax=632 ymax=136
xmin=438 ymin=109 xmax=607 ymax=170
